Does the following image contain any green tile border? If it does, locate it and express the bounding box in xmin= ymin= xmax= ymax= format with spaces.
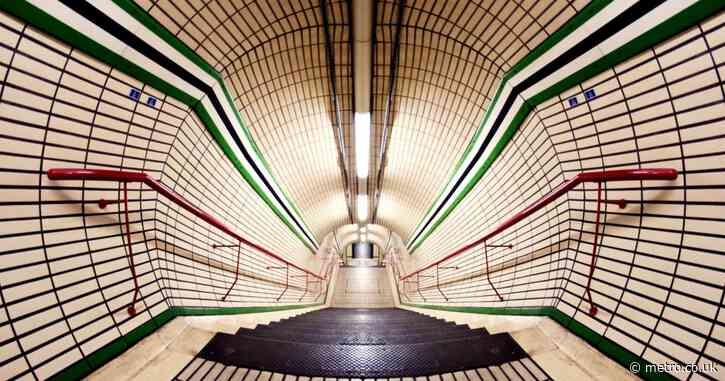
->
xmin=405 ymin=303 xmax=676 ymax=381
xmin=403 ymin=303 xmax=552 ymax=317
xmin=405 ymin=0 xmax=612 ymax=250
xmin=110 ymin=0 xmax=319 ymax=246
xmin=48 ymin=303 xmax=324 ymax=381
xmin=407 ymin=0 xmax=613 ymax=249
xmin=110 ymin=0 xmax=319 ymax=247
xmin=47 ymin=262 xmax=334 ymax=380
xmin=0 ymin=0 xmax=318 ymax=251
xmin=408 ymin=0 xmax=725 ymax=252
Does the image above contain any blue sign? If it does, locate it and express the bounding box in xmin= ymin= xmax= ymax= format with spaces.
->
xmin=147 ymin=96 xmax=157 ymax=108
xmin=129 ymin=88 xmax=141 ymax=101
xmin=568 ymin=97 xmax=578 ymax=107
xmin=584 ymin=88 xmax=596 ymax=100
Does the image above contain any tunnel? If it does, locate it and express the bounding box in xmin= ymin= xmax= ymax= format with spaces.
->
xmin=0 ymin=1 xmax=723 ymax=380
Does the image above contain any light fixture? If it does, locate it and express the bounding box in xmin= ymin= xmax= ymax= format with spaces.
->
xmin=355 ymin=112 xmax=370 ymax=178
xmin=357 ymin=194 xmax=368 ymax=221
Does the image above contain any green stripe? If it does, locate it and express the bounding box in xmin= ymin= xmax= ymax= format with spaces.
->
xmin=405 ymin=303 xmax=552 ymax=316
xmin=0 ymin=1 xmax=195 ymax=105
xmin=406 ymin=303 xmax=675 ymax=381
xmin=410 ymin=103 xmax=532 ymax=253
xmin=194 ymin=105 xmax=315 ymax=251
xmin=48 ymin=304 xmax=322 ymax=381
xmin=409 ymin=0 xmax=725 ymax=252
xmin=110 ymin=0 xmax=219 ymax=81
xmin=405 ymin=0 xmax=613 ymax=249
xmin=0 ymin=0 xmax=317 ymax=250
xmin=173 ymin=303 xmax=323 ymax=316
xmin=113 ymin=0 xmax=319 ymax=246
xmin=548 ymin=309 xmax=676 ymax=381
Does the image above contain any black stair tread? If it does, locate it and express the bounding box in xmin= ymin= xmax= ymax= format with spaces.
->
xmin=235 ymin=327 xmax=489 ymax=344
xmin=248 ymin=324 xmax=472 ymax=336
xmin=277 ymin=315 xmax=445 ymax=321
xmin=266 ymin=320 xmax=457 ymax=330
xmin=199 ymin=332 xmax=528 ymax=378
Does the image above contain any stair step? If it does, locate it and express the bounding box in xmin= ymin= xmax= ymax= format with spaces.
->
xmin=235 ymin=327 xmax=489 ymax=344
xmin=250 ymin=323 xmax=472 ymax=336
xmin=266 ymin=320 xmax=456 ymax=330
xmin=199 ymin=332 xmax=527 ymax=378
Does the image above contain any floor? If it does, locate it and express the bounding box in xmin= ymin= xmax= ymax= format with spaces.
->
xmin=86 ymin=264 xmax=637 ymax=381
xmin=331 ymin=266 xmax=395 ymax=308
xmin=401 ymin=307 xmax=638 ymax=381
xmin=192 ymin=308 xmax=537 ymax=378
xmin=86 ymin=307 xmax=326 ymax=381
xmin=175 ymin=354 xmax=550 ymax=381
xmin=86 ymin=307 xmax=636 ymax=381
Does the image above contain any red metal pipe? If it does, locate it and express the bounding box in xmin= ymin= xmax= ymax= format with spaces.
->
xmin=435 ymin=264 xmax=448 ymax=301
xmin=586 ymin=181 xmax=604 ymax=316
xmin=47 ymin=168 xmax=325 ymax=282
xmin=484 ymin=241 xmax=504 ymax=301
xmin=400 ymin=168 xmax=677 ymax=281
xmin=221 ymin=244 xmax=242 ymax=301
xmin=276 ymin=264 xmax=289 ymax=301
xmin=122 ymin=182 xmax=140 ymax=316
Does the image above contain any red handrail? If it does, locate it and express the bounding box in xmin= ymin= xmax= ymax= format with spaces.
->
xmin=399 ymin=168 xmax=678 ymax=314
xmin=48 ymin=168 xmax=326 ymax=312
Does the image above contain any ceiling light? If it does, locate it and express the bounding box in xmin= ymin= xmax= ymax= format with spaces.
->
xmin=355 ymin=112 xmax=370 ymax=178
xmin=357 ymin=194 xmax=368 ymax=221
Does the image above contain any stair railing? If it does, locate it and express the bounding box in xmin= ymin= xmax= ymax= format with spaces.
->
xmin=47 ymin=168 xmax=327 ymax=315
xmin=399 ymin=168 xmax=678 ymax=316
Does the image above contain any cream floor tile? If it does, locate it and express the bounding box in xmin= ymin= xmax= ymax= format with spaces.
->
xmin=130 ymin=350 xmax=195 ymax=381
xmin=403 ymin=306 xmax=638 ymax=381
xmin=182 ymin=305 xmax=325 ymax=334
xmin=485 ymin=315 xmax=543 ymax=334
xmin=512 ymin=326 xmax=558 ymax=356
xmin=87 ymin=318 xmax=193 ymax=381
xmin=183 ymin=315 xmax=240 ymax=334
xmin=533 ymin=350 xmax=591 ymax=380
xmin=87 ymin=306 xmax=639 ymax=381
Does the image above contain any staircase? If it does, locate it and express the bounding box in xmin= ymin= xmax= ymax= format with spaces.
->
xmin=176 ymin=308 xmax=551 ymax=380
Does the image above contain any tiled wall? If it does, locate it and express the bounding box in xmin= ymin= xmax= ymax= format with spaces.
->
xmin=137 ymin=0 xmax=352 ymax=240
xmin=400 ymin=11 xmax=725 ymax=380
xmin=374 ymin=0 xmax=590 ymax=238
xmin=0 ymin=11 xmax=327 ymax=380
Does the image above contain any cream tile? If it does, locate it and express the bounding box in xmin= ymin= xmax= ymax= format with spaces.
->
xmin=129 ymin=350 xmax=194 ymax=381
xmin=167 ymin=326 xmax=215 ymax=356
xmin=87 ymin=320 xmax=187 ymax=381
xmin=532 ymin=350 xmax=592 ymax=381
xmin=512 ymin=327 xmax=558 ymax=355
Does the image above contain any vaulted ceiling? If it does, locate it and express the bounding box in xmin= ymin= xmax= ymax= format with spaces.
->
xmin=134 ymin=0 xmax=590 ymax=242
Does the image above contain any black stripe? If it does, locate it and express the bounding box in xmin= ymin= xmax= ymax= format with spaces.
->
xmin=408 ymin=0 xmax=666 ymax=247
xmin=59 ymin=0 xmax=318 ymax=249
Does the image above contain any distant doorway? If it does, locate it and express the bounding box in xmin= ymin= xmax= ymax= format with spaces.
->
xmin=331 ymin=266 xmax=395 ymax=308
xmin=343 ymin=242 xmax=383 ymax=267
xmin=352 ymin=242 xmax=373 ymax=258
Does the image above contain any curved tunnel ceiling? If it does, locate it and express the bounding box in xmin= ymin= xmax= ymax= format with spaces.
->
xmin=371 ymin=0 xmax=590 ymax=239
xmin=134 ymin=0 xmax=592 ymax=242
xmin=137 ymin=0 xmax=352 ymax=241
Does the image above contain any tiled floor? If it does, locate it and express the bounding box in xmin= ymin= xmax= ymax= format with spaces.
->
xmin=87 ymin=305 xmax=636 ymax=381
xmin=86 ymin=306 xmax=327 ymax=381
xmin=401 ymin=307 xmax=639 ymax=381
xmin=86 ymin=263 xmax=636 ymax=381
xmin=331 ymin=266 xmax=395 ymax=308
xmin=174 ymin=357 xmax=552 ymax=381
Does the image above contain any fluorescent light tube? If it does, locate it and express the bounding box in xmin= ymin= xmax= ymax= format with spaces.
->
xmin=357 ymin=194 xmax=368 ymax=221
xmin=355 ymin=112 xmax=370 ymax=178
